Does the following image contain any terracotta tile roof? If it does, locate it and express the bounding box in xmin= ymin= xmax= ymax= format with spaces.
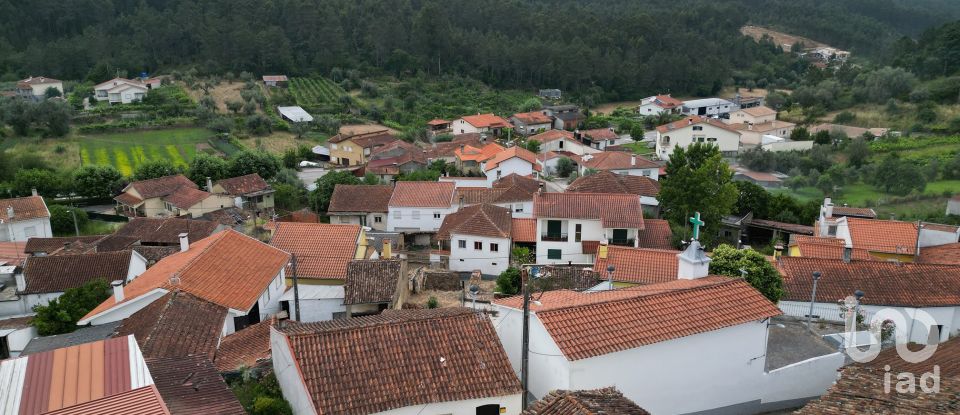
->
xmin=580 ymin=128 xmax=618 ymax=141
xmin=846 ymin=217 xmax=918 ymax=255
xmin=454 ymin=176 xmax=538 ymax=205
xmin=748 ymin=218 xmax=814 ymax=235
xmin=777 ymin=257 xmax=960 ymax=307
xmin=495 ymin=173 xmax=541 ymax=192
xmin=455 ymin=142 xmax=505 ymax=162
xmin=108 ymin=192 xmax=141 ymax=207
xmin=860 ymin=336 xmax=960 ymax=377
xmin=146 ymin=356 xmax=245 ymax=415
xmin=2 ymin=335 xmax=153 ymax=415
xmin=567 ymin=171 xmax=660 ymax=197
xmin=739 ymin=106 xmax=777 ymax=117
xmin=262 ymin=75 xmax=288 ymax=82
xmin=21 ymin=251 xmax=134 ymax=294
xmin=919 ymin=242 xmax=960 ymax=265
xmin=731 ymin=120 xmax=795 ymax=133
xmin=523 ymin=387 xmax=650 ymax=415
xmin=580 ymin=152 xmax=658 ymax=170
xmin=789 ymin=235 xmax=872 ymax=261
xmin=796 ymin=366 xmax=960 ymax=414
xmin=529 ymin=129 xmax=575 ymax=143
xmin=830 ymin=206 xmax=877 ymax=218
xmin=44 ymin=385 xmax=171 ymax=415
xmin=637 ymin=219 xmax=673 ymax=249
xmin=17 ymin=76 xmax=62 ymax=86
xmin=512 ymin=111 xmax=553 ymax=125
xmin=162 ymin=186 xmax=213 ymax=210
xmin=82 ymin=230 xmax=289 ymax=323
xmin=0 ymin=315 xmax=33 ymax=330
xmin=277 ymin=308 xmax=521 ymax=414
xmin=214 ymin=319 xmax=275 ymax=372
xmin=388 ymin=181 xmax=455 ymax=208
xmin=923 ymin=221 xmax=960 ymax=233
xmin=110 ymin=218 xmax=219 ymax=246
xmin=459 ymin=113 xmax=513 ymax=129
xmin=594 ymin=246 xmax=680 ymax=284
xmin=328 ymin=184 xmax=393 ymax=213
xmin=114 ymin=291 xmax=226 ymax=360
xmin=437 ymin=204 xmax=512 ymax=240
xmin=494 ymin=277 xmax=781 ymax=360
xmin=423 ymin=134 xmax=487 ymax=159
xmin=734 ymin=169 xmax=782 ymax=183
xmin=270 ymin=223 xmax=360 ymax=280
xmin=0 ymin=195 xmax=49 ymax=222
xmin=655 ymin=116 xmax=742 ymax=134
xmin=124 ymin=175 xmax=199 ymax=200
xmin=343 ymin=259 xmax=402 ymax=305
xmin=483 ymin=146 xmax=542 ymax=172
xmin=0 ymin=241 xmax=26 ymax=266
xmin=512 ymin=218 xmax=537 ymax=243
xmin=329 ymin=130 xmax=397 ymax=147
xmin=214 ymin=173 xmax=270 ymax=196
xmin=652 ymin=94 xmax=682 ymax=109
xmin=426 ymin=119 xmax=450 ymax=126
xmin=24 ymin=235 xmax=107 ymax=255
xmin=534 ymin=192 xmax=645 ymax=229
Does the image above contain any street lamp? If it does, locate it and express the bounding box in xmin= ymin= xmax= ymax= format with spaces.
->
xmin=606 ymin=264 xmax=615 ymax=290
xmin=66 ymin=209 xmax=80 ymax=236
xmin=807 ymin=271 xmax=821 ymax=330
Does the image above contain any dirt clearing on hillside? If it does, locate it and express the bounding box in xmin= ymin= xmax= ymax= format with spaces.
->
xmin=740 ymin=25 xmax=829 ymax=51
xmin=182 ymin=81 xmax=247 ymax=112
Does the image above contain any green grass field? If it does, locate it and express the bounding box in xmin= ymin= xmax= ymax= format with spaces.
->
xmin=77 ymin=128 xmax=211 ymax=176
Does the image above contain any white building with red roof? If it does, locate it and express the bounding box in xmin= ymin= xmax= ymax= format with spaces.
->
xmin=481 ymin=146 xmax=541 ymax=186
xmin=510 ymin=110 xmax=554 ymax=136
xmin=452 ymin=113 xmax=513 ymax=136
xmin=655 ymin=116 xmax=742 ymax=159
xmin=636 ymin=94 xmax=683 ymax=116
xmin=15 ymin=76 xmax=63 ymax=100
xmin=387 ymin=182 xmax=457 ymax=242
xmin=530 ymin=129 xmax=598 ymax=156
xmin=93 ymin=77 xmax=149 ymax=104
xmin=533 ymin=192 xmax=645 ymax=264
xmin=0 ymin=195 xmax=52 ymax=242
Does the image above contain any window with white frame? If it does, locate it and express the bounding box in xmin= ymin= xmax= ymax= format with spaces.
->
xmin=458 ymin=240 xmax=466 ymax=249
xmin=490 ymin=243 xmax=499 ymax=252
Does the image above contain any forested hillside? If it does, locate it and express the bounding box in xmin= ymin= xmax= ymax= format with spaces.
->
xmin=0 ymin=0 xmax=957 ymax=100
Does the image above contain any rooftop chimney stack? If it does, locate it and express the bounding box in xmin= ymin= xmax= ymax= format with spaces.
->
xmin=459 ymin=195 xmax=465 ymax=210
xmin=823 ymin=197 xmax=834 ymax=218
xmin=631 ymin=155 xmax=636 ymax=166
xmin=111 ymin=280 xmax=124 ymax=302
xmin=206 ymin=177 xmax=213 ymax=192
xmin=383 ymin=240 xmax=392 ymax=259
xmin=178 ymin=233 xmax=189 ymax=252
xmin=842 ymin=247 xmax=852 ymax=263
xmin=30 ymin=188 xmax=38 ymax=197
xmin=6 ymin=206 xmax=13 ymax=220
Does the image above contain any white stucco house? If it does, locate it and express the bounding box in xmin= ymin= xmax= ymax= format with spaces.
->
xmin=387 ymin=182 xmax=457 ymax=240
xmin=510 ymin=111 xmax=554 ymax=136
xmin=437 ymin=204 xmax=512 ymax=275
xmin=530 ymin=130 xmax=598 ymax=156
xmin=480 ymin=146 xmax=541 ymax=186
xmin=452 ymin=174 xmax=540 ymax=219
xmin=327 ymin=184 xmax=393 ymax=231
xmin=77 ymin=230 xmax=290 ymax=336
xmin=272 ymin=308 xmax=523 ymax=415
xmin=636 ymin=94 xmax=683 ymax=116
xmin=655 ymin=116 xmax=742 ymax=159
xmin=452 ymin=113 xmax=513 ymax=136
xmin=15 ymin=77 xmax=64 ymax=100
xmin=0 ymin=195 xmax=52 ymax=242
xmin=94 ymin=77 xmax=149 ymax=104
xmin=577 ymin=152 xmax=660 ymax=179
xmin=533 ymin=192 xmax=645 ymax=264
xmin=0 ymin=316 xmax=36 ymax=358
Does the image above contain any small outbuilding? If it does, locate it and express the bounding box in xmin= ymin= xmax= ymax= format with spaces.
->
xmin=277 ymin=106 xmax=314 ymax=122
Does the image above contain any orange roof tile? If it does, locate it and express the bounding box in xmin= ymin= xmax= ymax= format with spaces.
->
xmin=524 ymin=387 xmax=650 ymax=415
xmin=512 ymin=111 xmax=553 ymax=125
xmin=455 ymin=142 xmax=505 ymax=162
xmin=652 ymin=94 xmax=682 ymax=109
xmin=215 ymin=173 xmax=271 ymax=196
xmin=388 ymin=181 xmax=455 ymax=208
xmin=426 ymin=119 xmax=450 ymax=126
xmin=0 ymin=195 xmax=50 ymax=222
xmin=529 ymin=129 xmax=575 ymax=143
xmin=846 ymin=217 xmax=918 ymax=255
xmin=534 ymin=192 xmax=645 ymax=229
xmin=739 ymin=106 xmax=777 ymax=117
xmin=44 ymin=385 xmax=170 ymax=415
xmin=567 ymin=171 xmax=660 ymax=197
xmin=162 ymin=187 xmax=212 ymax=210
xmin=919 ymin=242 xmax=960 ymax=265
xmin=830 ymin=206 xmax=877 ymax=219
xmin=124 ymin=175 xmax=198 ymax=200
xmin=594 ymin=246 xmax=680 ymax=284
xmin=495 ymin=277 xmax=781 ymax=360
xmin=637 ymin=219 xmax=673 ymax=249
xmin=512 ymin=218 xmax=537 ymax=243
xmin=81 ymin=230 xmax=289 ymax=322
xmin=459 ymin=113 xmax=513 ymax=129
xmin=579 ymin=152 xmax=658 ymax=171
xmin=483 ymin=146 xmax=542 ymax=172
xmin=655 ymin=116 xmax=742 ymax=134
xmin=215 ymin=319 xmax=276 ymax=372
xmin=437 ymin=204 xmax=511 ymax=240
xmin=270 ymin=223 xmax=360 ymax=280
xmin=580 ymin=128 xmax=618 ymax=141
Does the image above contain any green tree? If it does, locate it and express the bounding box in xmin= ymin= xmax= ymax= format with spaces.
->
xmin=872 ymin=154 xmax=926 ymax=195
xmin=813 ymin=130 xmax=832 ymax=145
xmin=846 ymin=137 xmax=870 ymax=168
xmin=229 ymin=151 xmax=281 ymax=180
xmin=133 ymin=160 xmax=180 ymax=180
xmin=733 ymin=181 xmax=770 ymax=217
xmin=44 ymin=86 xmax=62 ymax=99
xmin=790 ymin=126 xmax=811 ymax=141
xmin=35 ymin=99 xmax=71 ymax=137
xmin=48 ymin=204 xmax=89 ymax=235
xmin=188 ymin=153 xmax=230 ymax=185
xmin=13 ymin=168 xmax=62 ymax=196
xmin=495 ymin=267 xmax=521 ymax=295
xmin=523 ymin=139 xmax=541 ymax=153
xmin=555 ymin=157 xmax=575 ymax=177
xmin=658 ymin=143 xmax=737 ymax=246
xmin=518 ymin=98 xmax=542 ymax=112
xmin=397 ymin=169 xmax=441 ymax=181
xmin=310 ymin=170 xmax=360 ymax=212
xmin=708 ymin=244 xmax=784 ymax=302
xmin=73 ymin=165 xmax=123 ymax=199
xmin=32 ymin=279 xmax=111 ymax=336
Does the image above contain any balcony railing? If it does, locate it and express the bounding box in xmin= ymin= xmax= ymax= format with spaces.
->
xmin=541 ymin=233 xmax=568 ymax=242
xmin=610 ymin=238 xmax=635 ymax=247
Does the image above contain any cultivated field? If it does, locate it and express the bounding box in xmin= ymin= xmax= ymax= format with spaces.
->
xmin=77 ymin=128 xmax=211 ymax=176
xmin=288 ymin=77 xmax=348 ymax=112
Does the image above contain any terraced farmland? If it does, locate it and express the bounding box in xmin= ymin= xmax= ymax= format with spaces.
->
xmin=77 ymin=128 xmax=211 ymax=176
xmin=288 ymin=77 xmax=348 ymax=111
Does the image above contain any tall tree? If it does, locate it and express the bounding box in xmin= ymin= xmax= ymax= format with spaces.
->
xmin=658 ymin=143 xmax=737 ymax=246
xmin=708 ymin=244 xmax=784 ymax=303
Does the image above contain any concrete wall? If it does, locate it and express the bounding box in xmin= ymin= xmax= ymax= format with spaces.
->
xmin=490 ymin=304 xmax=571 ymax=399
xmin=760 ymin=353 xmax=844 ymax=412
xmin=6 ymin=326 xmax=37 ymax=357
xmin=286 ymin=297 xmax=346 ymax=322
xmin=947 ymin=199 xmax=960 ymax=216
xmin=656 ymin=125 xmax=740 ymax=160
xmin=374 ymin=395 xmax=523 ymax=415
xmin=272 ymin=328 xmax=319 ymax=415
xmin=439 ymin=177 xmax=491 ymax=188
xmin=540 ymin=138 xmax=597 ymax=156
xmin=484 ymin=158 xmax=536 ymax=187
xmin=449 ymin=234 xmax=511 ymax=275
xmin=0 ymin=218 xmax=52 ymax=242
xmin=387 ymin=206 xmax=456 ymax=233
xmin=761 ymin=140 xmax=814 ymax=152
xmin=255 ymin=271 xmax=286 ymax=324
xmin=780 ymin=300 xmax=959 ymax=344
xmin=185 ymin=195 xmax=235 ymax=218
xmin=919 ymin=228 xmax=959 ymax=248
xmin=330 ymin=212 xmax=387 ymax=231
xmin=453 ymin=119 xmax=484 ymax=135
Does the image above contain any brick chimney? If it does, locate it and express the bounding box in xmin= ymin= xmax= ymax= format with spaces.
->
xmin=111 ymin=280 xmax=124 ymax=302
xmin=178 ymin=233 xmax=189 ymax=252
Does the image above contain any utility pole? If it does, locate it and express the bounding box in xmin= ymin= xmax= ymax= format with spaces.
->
xmin=69 ymin=209 xmax=80 ymax=236
xmin=520 ymin=267 xmax=531 ymax=410
xmin=291 ymin=254 xmax=301 ymax=321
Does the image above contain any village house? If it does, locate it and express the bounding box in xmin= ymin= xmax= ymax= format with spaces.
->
xmin=146 ymin=355 xmax=247 ymax=414
xmin=493 ymin=240 xmax=841 ymax=414
xmin=726 ymin=106 xmax=797 ymax=145
xmin=576 ymin=128 xmax=621 ymax=151
xmin=577 ymin=151 xmax=660 ymax=179
xmin=327 ymin=129 xmax=399 ymax=166
xmin=114 ymin=174 xmax=235 ymax=218
xmin=481 ymin=146 xmax=541 ymax=185
xmin=210 ymin=173 xmax=275 ymax=212
xmin=636 ymin=94 xmax=683 ymax=116
xmin=680 ymin=97 xmax=736 ymax=117
xmin=453 ymin=174 xmax=541 ymax=218
xmin=436 ymin=204 xmax=513 ymax=275
xmin=542 ymin=105 xmax=585 ymax=130
xmin=387 ymin=181 xmax=457 ymax=243
xmin=426 ymin=118 xmax=452 ymax=137
xmin=733 ymin=168 xmax=786 ymax=189
xmin=262 ymin=75 xmax=289 ymax=87
xmin=327 ymin=184 xmax=393 ymax=230
xmin=0 ymin=195 xmax=52 ymax=242
xmin=812 ymin=198 xmax=877 ymax=241
xmin=0 ymin=316 xmax=35 ymax=358
xmin=530 ymin=129 xmax=597 ymax=156
xmin=777 ymin=257 xmax=960 ymax=344
xmin=270 ymin=223 xmax=368 ymax=322
xmin=593 ymin=245 xmax=681 ymax=286
xmin=524 ymin=387 xmax=650 ymax=414
xmin=343 ymin=259 xmax=404 ymax=317
xmin=655 ymin=116 xmax=742 ymax=159
xmin=567 ymin=171 xmax=662 ymax=217
xmin=454 ymin=142 xmax=505 ymax=173
xmin=510 ymin=110 xmax=554 ymax=136
xmin=537 ymin=151 xmax=581 ymax=177
xmin=271 ymin=308 xmax=523 ymax=415
xmin=215 ymin=318 xmax=275 ymax=373
xmin=4 ymin=250 xmax=147 ymax=317
xmin=15 ymin=76 xmax=63 ymax=100
xmin=533 ymin=192 xmax=645 ymax=264
xmin=0 ymin=336 xmax=169 ymax=414
xmin=77 ymin=229 xmax=289 ymax=335
xmin=539 ymin=89 xmax=562 ymax=100
xmin=365 ymin=140 xmax=429 ymax=182
xmin=94 ymin=77 xmax=149 ymax=104
xmin=453 ymin=113 xmax=514 ymax=136
xmin=113 ymin=290 xmax=228 ymax=360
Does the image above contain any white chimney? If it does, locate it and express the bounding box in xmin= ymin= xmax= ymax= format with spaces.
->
xmin=206 ymin=177 xmax=214 ymax=192
xmin=631 ymin=155 xmax=636 ymax=166
xmin=677 ymin=240 xmax=711 ymax=279
xmin=15 ymin=273 xmax=26 ymax=292
xmin=6 ymin=206 xmax=13 ymax=220
xmin=823 ymin=197 xmax=834 ymax=218
xmin=30 ymin=188 xmax=38 ymax=197
xmin=178 ymin=233 xmax=189 ymax=252
xmin=111 ymin=280 xmax=124 ymax=302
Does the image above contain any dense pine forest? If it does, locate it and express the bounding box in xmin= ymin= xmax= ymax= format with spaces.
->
xmin=1 ymin=0 xmax=958 ymax=100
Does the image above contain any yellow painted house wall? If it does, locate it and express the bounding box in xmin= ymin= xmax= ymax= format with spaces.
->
xmin=329 ymin=138 xmax=366 ymax=166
